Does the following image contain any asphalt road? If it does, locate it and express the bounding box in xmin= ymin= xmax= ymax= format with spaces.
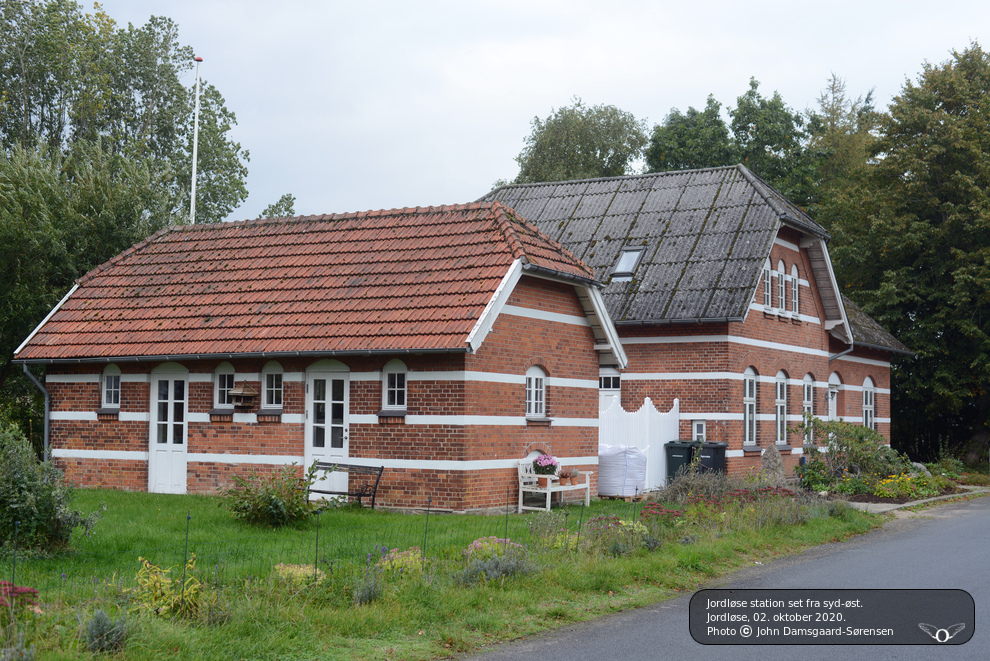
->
xmin=464 ymin=495 xmax=990 ymax=661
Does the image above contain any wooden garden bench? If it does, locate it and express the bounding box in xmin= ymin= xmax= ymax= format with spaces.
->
xmin=309 ymin=462 xmax=384 ymax=509
xmin=517 ymin=460 xmax=591 ymax=513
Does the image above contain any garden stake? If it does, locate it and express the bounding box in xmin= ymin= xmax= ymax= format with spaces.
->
xmin=314 ymin=508 xmax=321 ymax=582
xmin=181 ymin=512 xmax=191 ymax=612
xmin=11 ymin=520 xmax=18 ymax=586
xmin=423 ymin=496 xmax=432 ymax=558
xmin=504 ymin=487 xmax=510 ymax=548
xmin=576 ymin=503 xmax=584 ymax=550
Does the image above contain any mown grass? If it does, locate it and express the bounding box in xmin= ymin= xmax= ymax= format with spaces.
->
xmin=3 ymin=485 xmax=883 ymax=660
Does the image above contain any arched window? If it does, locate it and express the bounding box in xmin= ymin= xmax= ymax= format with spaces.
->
xmin=791 ymin=264 xmax=799 ymax=316
xmin=526 ymin=366 xmax=546 ymax=418
xmin=775 ymin=370 xmax=788 ymax=445
xmin=214 ymin=362 xmax=235 ymax=409
xmin=762 ymin=260 xmax=772 ymax=309
xmin=743 ymin=367 xmax=758 ymax=446
xmin=802 ymin=374 xmax=815 ymax=444
xmin=776 ymin=260 xmax=786 ymax=310
xmin=262 ymin=361 xmax=283 ymax=409
xmin=102 ymin=364 xmax=121 ymax=409
xmin=382 ymin=359 xmax=407 ymax=411
xmin=862 ymin=377 xmax=876 ymax=430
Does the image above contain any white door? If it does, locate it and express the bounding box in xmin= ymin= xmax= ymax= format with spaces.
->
xmin=306 ymin=373 xmax=349 ymax=497
xmin=149 ymin=377 xmax=188 ymax=493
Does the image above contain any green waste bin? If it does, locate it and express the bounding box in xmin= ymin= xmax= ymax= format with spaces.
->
xmin=665 ymin=440 xmax=699 ymax=482
xmin=697 ymin=441 xmax=728 ymax=474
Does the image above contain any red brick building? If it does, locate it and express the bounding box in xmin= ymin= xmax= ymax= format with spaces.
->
xmin=482 ymin=166 xmax=910 ymax=476
xmin=14 ymin=203 xmax=626 ymax=512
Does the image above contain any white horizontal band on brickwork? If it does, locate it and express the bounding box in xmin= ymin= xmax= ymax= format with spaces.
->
xmin=52 ymin=449 xmax=148 ymax=461
xmin=46 ymin=374 xmax=99 ymax=383
xmin=725 ymin=447 xmax=807 ymax=459
xmin=349 ymin=414 xmax=597 ymax=427
xmin=773 ymin=237 xmax=801 ymax=253
xmin=50 ymin=450 xmax=599 ymax=471
xmin=502 ymin=304 xmax=591 ymax=327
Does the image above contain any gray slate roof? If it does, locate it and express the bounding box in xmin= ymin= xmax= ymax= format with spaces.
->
xmin=842 ymin=295 xmax=912 ymax=355
xmin=480 ymin=165 xmax=908 ymax=356
xmin=481 ymin=165 xmax=828 ymax=324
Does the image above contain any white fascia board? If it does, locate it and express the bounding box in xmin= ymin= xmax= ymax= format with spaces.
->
xmin=587 ymin=285 xmax=628 ymax=369
xmin=14 ymin=283 xmax=79 ymax=357
xmin=465 ymin=259 xmax=523 ymax=353
xmin=817 ymin=238 xmax=853 ymax=345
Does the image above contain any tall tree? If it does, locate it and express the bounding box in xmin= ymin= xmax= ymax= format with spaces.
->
xmin=645 ymin=79 xmax=817 ymax=205
xmin=0 ymin=0 xmax=248 ymax=224
xmin=514 ymin=97 xmax=647 ymax=183
xmin=645 ymin=95 xmax=735 ymax=172
xmin=830 ymin=43 xmax=990 ymax=457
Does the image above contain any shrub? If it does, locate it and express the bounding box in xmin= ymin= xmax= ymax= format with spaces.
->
xmin=0 ymin=632 xmax=34 ymax=661
xmin=459 ymin=553 xmax=533 ymax=585
xmin=0 ymin=421 xmax=100 ymax=554
xmin=377 ymin=547 xmax=426 ymax=579
xmin=462 ymin=537 xmax=525 ymax=562
xmin=84 ymin=610 xmax=127 ymax=654
xmin=0 ymin=582 xmax=38 ymax=629
xmin=793 ymin=416 xmax=911 ymax=479
xmin=353 ymin=565 xmax=383 ymax=606
xmin=131 ymin=554 xmax=215 ymax=619
xmin=219 ymin=463 xmax=319 ymax=527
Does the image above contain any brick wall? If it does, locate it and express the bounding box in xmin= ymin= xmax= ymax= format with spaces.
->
xmin=43 ymin=274 xmax=601 ymax=512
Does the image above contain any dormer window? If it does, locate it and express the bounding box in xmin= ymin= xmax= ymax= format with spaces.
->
xmin=611 ymin=248 xmax=644 ymax=281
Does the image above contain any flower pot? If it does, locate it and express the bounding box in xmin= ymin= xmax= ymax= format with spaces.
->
xmin=559 ymin=476 xmax=571 ymax=485
xmin=538 ymin=476 xmax=550 ymax=487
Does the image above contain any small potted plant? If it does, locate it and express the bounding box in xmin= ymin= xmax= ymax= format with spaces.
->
xmin=532 ymin=454 xmax=558 ymax=487
xmin=558 ymin=467 xmax=576 ymax=485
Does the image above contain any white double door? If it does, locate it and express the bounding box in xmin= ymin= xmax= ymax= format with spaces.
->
xmin=149 ymin=375 xmax=188 ymax=494
xmin=305 ymin=372 xmax=349 ymax=496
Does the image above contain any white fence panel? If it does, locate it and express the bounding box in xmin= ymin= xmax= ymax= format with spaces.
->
xmin=599 ymin=397 xmax=680 ymax=490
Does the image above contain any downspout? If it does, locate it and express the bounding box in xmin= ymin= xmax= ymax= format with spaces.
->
xmin=21 ymin=363 xmax=50 ymax=462
xmin=828 ymin=346 xmax=855 ymax=363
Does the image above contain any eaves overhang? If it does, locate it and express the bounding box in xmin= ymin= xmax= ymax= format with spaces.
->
xmin=13 ymin=347 xmax=470 ymax=366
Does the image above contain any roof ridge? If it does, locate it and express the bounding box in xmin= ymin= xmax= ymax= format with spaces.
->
xmin=487 ymin=201 xmax=529 ymax=263
xmin=735 ymin=165 xmax=829 ymax=240
xmin=481 ymin=165 xmax=743 ymax=199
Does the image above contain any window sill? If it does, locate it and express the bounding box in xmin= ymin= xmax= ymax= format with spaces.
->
xmin=775 ymin=444 xmax=793 ymax=454
xmin=210 ymin=408 xmax=234 ymax=422
xmin=96 ymin=408 xmax=119 ymax=421
xmin=526 ymin=417 xmax=552 ymax=427
xmin=742 ymin=445 xmax=762 ymax=454
xmin=256 ymin=408 xmax=283 ymax=423
xmin=377 ymin=409 xmax=407 ymax=423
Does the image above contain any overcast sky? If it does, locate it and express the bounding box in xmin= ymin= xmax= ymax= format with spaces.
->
xmin=96 ymin=0 xmax=988 ymax=221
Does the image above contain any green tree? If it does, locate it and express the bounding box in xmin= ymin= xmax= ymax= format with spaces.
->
xmin=260 ymin=193 xmax=297 ymax=218
xmin=645 ymin=95 xmax=735 ymax=172
xmin=645 ymin=79 xmax=818 ymax=205
xmin=830 ymin=43 xmax=990 ymax=457
xmin=0 ymin=0 xmax=248 ymax=224
xmin=514 ymin=97 xmax=647 ymax=183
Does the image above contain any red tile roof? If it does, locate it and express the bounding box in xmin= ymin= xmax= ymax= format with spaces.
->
xmin=16 ymin=202 xmax=594 ymax=362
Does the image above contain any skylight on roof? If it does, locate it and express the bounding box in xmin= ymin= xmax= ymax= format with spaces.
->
xmin=611 ymin=248 xmax=644 ymax=281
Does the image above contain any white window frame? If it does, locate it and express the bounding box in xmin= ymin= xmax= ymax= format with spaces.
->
xmin=526 ymin=366 xmax=546 ymax=418
xmin=612 ymin=248 xmax=644 ymax=281
xmin=262 ymin=361 xmax=283 ymax=409
xmin=762 ymin=260 xmax=772 ymax=310
xmin=802 ymin=374 xmax=815 ymax=444
xmin=743 ymin=367 xmax=758 ymax=446
xmin=693 ymin=420 xmax=707 ymax=443
xmin=214 ymin=362 xmax=235 ymax=410
xmin=599 ymin=367 xmax=621 ymax=391
xmin=863 ymin=377 xmax=876 ymax=431
xmin=102 ymin=364 xmax=121 ymax=409
xmin=776 ymin=260 xmax=786 ymax=312
xmin=791 ymin=264 xmax=799 ymax=317
xmin=775 ymin=370 xmax=788 ymax=445
xmin=382 ymin=359 xmax=407 ymax=411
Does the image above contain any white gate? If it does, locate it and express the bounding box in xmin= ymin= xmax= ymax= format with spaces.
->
xmin=599 ymin=397 xmax=680 ymax=490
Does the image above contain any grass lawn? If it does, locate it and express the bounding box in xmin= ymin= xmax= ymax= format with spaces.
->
xmin=3 ymin=487 xmax=884 ymax=660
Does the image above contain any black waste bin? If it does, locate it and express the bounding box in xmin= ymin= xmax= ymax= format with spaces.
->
xmin=665 ymin=440 xmax=699 ymax=482
xmin=697 ymin=441 xmax=728 ymax=474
